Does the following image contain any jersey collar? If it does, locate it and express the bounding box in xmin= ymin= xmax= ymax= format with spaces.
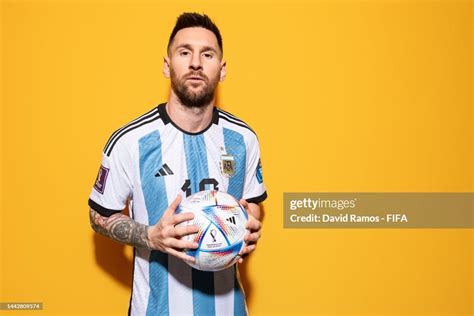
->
xmin=157 ymin=103 xmax=219 ymax=135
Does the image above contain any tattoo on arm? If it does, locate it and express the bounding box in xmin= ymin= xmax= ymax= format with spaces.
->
xmin=89 ymin=208 xmax=150 ymax=249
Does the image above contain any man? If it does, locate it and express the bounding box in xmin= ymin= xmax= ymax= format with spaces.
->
xmin=88 ymin=12 xmax=267 ymax=316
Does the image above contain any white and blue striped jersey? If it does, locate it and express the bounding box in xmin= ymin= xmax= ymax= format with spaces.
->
xmin=88 ymin=103 xmax=267 ymax=316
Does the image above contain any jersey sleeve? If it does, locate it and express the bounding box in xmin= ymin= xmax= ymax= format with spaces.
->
xmin=242 ymin=134 xmax=267 ymax=204
xmin=88 ymin=140 xmax=133 ymax=217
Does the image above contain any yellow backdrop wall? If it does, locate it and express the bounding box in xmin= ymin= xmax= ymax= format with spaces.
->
xmin=1 ymin=0 xmax=472 ymax=315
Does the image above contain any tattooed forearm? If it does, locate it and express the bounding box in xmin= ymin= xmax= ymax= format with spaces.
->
xmin=89 ymin=208 xmax=150 ymax=249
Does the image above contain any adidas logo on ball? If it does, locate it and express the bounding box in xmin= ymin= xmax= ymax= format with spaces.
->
xmin=226 ymin=216 xmax=236 ymax=225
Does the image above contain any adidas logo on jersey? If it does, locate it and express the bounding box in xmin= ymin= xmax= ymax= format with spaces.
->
xmin=226 ymin=216 xmax=236 ymax=225
xmin=155 ymin=163 xmax=174 ymax=177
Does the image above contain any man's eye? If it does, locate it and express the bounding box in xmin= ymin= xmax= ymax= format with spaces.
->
xmin=203 ymin=53 xmax=213 ymax=58
xmin=179 ymin=51 xmax=189 ymax=56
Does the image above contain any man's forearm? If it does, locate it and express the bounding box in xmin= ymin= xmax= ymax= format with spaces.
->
xmin=89 ymin=208 xmax=150 ymax=249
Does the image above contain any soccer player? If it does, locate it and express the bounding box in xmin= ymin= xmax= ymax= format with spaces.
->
xmin=88 ymin=12 xmax=267 ymax=315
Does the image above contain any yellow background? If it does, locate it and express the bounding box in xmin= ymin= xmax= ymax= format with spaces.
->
xmin=1 ymin=0 xmax=472 ymax=315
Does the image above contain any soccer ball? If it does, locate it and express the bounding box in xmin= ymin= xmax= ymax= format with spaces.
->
xmin=176 ymin=190 xmax=249 ymax=272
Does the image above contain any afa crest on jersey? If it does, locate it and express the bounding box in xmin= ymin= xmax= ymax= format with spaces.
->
xmin=220 ymin=154 xmax=235 ymax=177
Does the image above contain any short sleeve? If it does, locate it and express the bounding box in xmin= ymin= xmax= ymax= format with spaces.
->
xmin=88 ymin=141 xmax=132 ymax=216
xmin=242 ymin=134 xmax=267 ymax=204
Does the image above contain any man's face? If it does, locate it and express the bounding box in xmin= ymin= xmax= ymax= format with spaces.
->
xmin=165 ymin=27 xmax=225 ymax=108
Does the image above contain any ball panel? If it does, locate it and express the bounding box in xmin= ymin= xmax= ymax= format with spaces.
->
xmin=175 ymin=190 xmax=249 ymax=271
xmin=196 ymin=240 xmax=245 ymax=272
xmin=199 ymin=222 xmax=228 ymax=250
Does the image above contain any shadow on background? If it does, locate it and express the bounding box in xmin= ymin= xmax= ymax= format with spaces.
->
xmin=93 ymin=234 xmax=133 ymax=288
xmin=92 ymin=206 xmax=133 ymax=289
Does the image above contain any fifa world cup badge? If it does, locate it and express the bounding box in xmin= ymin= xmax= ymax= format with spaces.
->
xmin=94 ymin=165 xmax=109 ymax=194
xmin=220 ymin=154 xmax=235 ymax=177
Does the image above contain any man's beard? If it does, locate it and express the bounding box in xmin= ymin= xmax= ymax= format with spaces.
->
xmin=170 ymin=68 xmax=219 ymax=109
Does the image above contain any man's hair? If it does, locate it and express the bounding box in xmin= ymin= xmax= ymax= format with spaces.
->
xmin=167 ymin=12 xmax=223 ymax=55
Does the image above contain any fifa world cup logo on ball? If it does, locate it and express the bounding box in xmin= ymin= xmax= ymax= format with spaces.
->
xmin=210 ymin=229 xmax=217 ymax=242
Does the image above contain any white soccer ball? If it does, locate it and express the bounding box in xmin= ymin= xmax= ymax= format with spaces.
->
xmin=176 ymin=190 xmax=249 ymax=272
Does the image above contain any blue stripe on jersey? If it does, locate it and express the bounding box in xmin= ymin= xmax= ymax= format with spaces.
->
xmin=139 ymin=131 xmax=170 ymax=316
xmin=183 ymin=134 xmax=216 ymax=316
xmin=233 ymin=266 xmax=247 ymax=316
xmin=223 ymin=128 xmax=246 ymax=200
xmin=223 ymin=128 xmax=248 ymax=315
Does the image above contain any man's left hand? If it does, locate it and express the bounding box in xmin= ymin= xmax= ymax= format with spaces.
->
xmin=238 ymin=199 xmax=262 ymax=264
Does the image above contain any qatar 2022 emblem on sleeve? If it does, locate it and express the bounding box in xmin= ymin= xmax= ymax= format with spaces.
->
xmin=256 ymin=158 xmax=263 ymax=184
xmin=94 ymin=165 xmax=109 ymax=194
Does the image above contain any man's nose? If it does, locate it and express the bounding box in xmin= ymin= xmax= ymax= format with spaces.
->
xmin=189 ymin=54 xmax=203 ymax=70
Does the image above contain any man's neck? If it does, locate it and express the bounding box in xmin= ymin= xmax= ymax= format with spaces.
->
xmin=166 ymin=93 xmax=215 ymax=133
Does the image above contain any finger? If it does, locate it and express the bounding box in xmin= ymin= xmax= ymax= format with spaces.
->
xmin=174 ymin=224 xmax=199 ymax=237
xmin=244 ymin=231 xmax=260 ymax=243
xmin=240 ymin=244 xmax=256 ymax=256
xmin=168 ymin=248 xmax=196 ymax=263
xmin=172 ymin=212 xmax=195 ymax=225
xmin=246 ymin=218 xmax=261 ymax=231
xmin=168 ymin=237 xmax=199 ymax=250
xmin=237 ymin=252 xmax=248 ymax=264
xmin=163 ymin=195 xmax=183 ymax=217
xmin=169 ymin=195 xmax=183 ymax=213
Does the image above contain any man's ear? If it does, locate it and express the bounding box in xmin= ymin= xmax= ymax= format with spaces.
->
xmin=163 ymin=56 xmax=170 ymax=78
xmin=219 ymin=60 xmax=227 ymax=82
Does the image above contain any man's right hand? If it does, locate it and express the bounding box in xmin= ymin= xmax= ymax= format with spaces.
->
xmin=147 ymin=195 xmax=199 ymax=263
